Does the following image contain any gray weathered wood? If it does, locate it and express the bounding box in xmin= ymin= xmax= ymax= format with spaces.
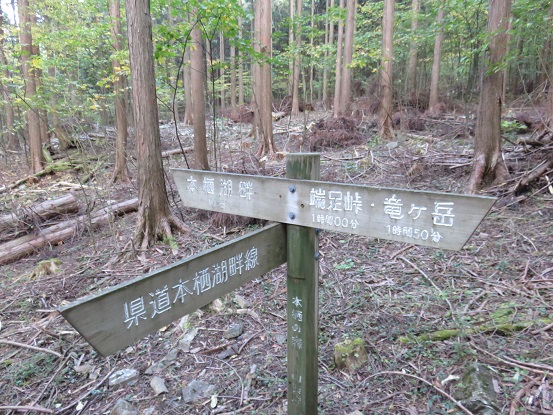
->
xmin=59 ymin=223 xmax=287 ymax=356
xmin=286 ymin=154 xmax=319 ymax=414
xmin=0 ymin=193 xmax=79 ymax=233
xmin=172 ymin=168 xmax=495 ymax=251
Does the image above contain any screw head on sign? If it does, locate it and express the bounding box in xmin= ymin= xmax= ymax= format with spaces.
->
xmin=289 ymin=212 xmax=296 ymax=220
xmin=289 ymin=185 xmax=296 ymax=193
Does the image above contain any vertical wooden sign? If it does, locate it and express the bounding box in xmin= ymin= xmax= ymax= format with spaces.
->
xmin=286 ymin=154 xmax=320 ymax=415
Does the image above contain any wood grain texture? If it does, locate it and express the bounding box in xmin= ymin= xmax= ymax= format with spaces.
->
xmin=59 ymin=223 xmax=286 ymax=356
xmin=286 ymin=153 xmax=320 ymax=414
xmin=172 ymin=168 xmax=495 ymax=251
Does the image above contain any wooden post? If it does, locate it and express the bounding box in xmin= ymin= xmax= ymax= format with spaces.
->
xmin=286 ymin=154 xmax=320 ymax=414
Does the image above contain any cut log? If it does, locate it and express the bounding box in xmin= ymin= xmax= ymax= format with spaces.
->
xmin=161 ymin=147 xmax=193 ymax=158
xmin=0 ymin=198 xmax=138 ymax=265
xmin=272 ymin=111 xmax=287 ymax=121
xmin=0 ymin=194 xmax=79 ymax=233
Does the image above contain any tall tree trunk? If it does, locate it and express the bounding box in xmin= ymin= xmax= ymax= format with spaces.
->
xmin=183 ymin=45 xmax=193 ymax=125
xmin=340 ymin=0 xmax=356 ymax=116
xmin=29 ymin=13 xmax=48 ymax=146
xmin=253 ymin=0 xmax=277 ymax=158
xmin=379 ymin=0 xmax=395 ymax=140
xmin=125 ymin=0 xmax=188 ymax=249
xmin=238 ymin=0 xmax=244 ymax=106
xmin=549 ymin=52 xmax=553 ymax=127
xmin=289 ymin=0 xmax=295 ymax=96
xmin=428 ymin=7 xmax=445 ymax=113
xmin=291 ymin=0 xmax=302 ymax=116
xmin=18 ymin=0 xmax=43 ymax=173
xmin=191 ymin=25 xmax=210 ymax=170
xmin=110 ymin=0 xmax=129 ymax=183
xmin=333 ymin=0 xmax=345 ymax=117
xmin=406 ymin=0 xmax=420 ymax=95
xmin=219 ymin=32 xmax=225 ymax=109
xmin=538 ymin=2 xmax=553 ymax=88
xmin=0 ymin=9 xmax=18 ymax=150
xmin=309 ymin=0 xmax=315 ymax=104
xmin=467 ymin=0 xmax=512 ymax=193
xmin=230 ymin=41 xmax=237 ymax=110
xmin=322 ymin=0 xmax=334 ymax=110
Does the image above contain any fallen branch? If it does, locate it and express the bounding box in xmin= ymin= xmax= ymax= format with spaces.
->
xmin=471 ymin=342 xmax=553 ymax=375
xmin=363 ymin=371 xmax=475 ymax=415
xmin=0 ymin=198 xmax=138 ymax=265
xmin=0 ymin=406 xmax=54 ymax=414
xmin=161 ymin=146 xmax=193 ymax=158
xmin=0 ymin=160 xmax=84 ymax=194
xmin=0 ymin=339 xmax=63 ymax=358
xmin=513 ymin=153 xmax=553 ymax=195
xmin=0 ymin=193 xmax=79 ymax=233
xmin=398 ymin=317 xmax=552 ymax=343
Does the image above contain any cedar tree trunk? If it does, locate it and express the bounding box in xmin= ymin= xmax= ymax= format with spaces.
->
xmin=183 ymin=44 xmax=193 ymax=125
xmin=18 ymin=0 xmax=43 ymax=173
xmin=0 ymin=10 xmax=17 ymax=150
xmin=379 ymin=0 xmax=395 ymax=139
xmin=406 ymin=0 xmax=420 ymax=95
xmin=333 ymin=0 xmax=345 ymax=117
xmin=191 ymin=25 xmax=210 ymax=170
xmin=467 ymin=0 xmax=512 ymax=193
xmin=110 ymin=0 xmax=130 ymax=183
xmin=340 ymin=0 xmax=356 ymax=116
xmin=126 ymin=0 xmax=188 ymax=250
xmin=428 ymin=7 xmax=445 ymax=113
xmin=291 ymin=0 xmax=302 ymax=116
xmin=253 ymin=0 xmax=277 ymax=158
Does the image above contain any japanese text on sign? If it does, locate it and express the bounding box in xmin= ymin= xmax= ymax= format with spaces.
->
xmin=123 ymin=246 xmax=259 ymax=329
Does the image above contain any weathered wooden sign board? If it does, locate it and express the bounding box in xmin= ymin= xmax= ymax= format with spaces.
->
xmin=59 ymin=153 xmax=495 ymax=415
xmin=172 ymin=168 xmax=495 ymax=250
xmin=59 ymin=223 xmax=286 ymax=356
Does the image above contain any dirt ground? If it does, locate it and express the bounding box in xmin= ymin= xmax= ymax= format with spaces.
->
xmin=0 ymin=110 xmax=552 ymax=415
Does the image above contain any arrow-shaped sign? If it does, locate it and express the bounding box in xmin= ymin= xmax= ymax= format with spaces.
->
xmin=59 ymin=223 xmax=286 ymax=356
xmin=172 ymin=169 xmax=495 ymax=251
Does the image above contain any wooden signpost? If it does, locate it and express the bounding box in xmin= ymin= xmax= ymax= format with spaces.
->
xmin=60 ymin=153 xmax=495 ymax=414
xmin=59 ymin=223 xmax=287 ymax=356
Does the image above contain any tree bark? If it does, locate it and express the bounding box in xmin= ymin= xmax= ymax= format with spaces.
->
xmin=289 ymin=0 xmax=295 ymax=96
xmin=29 ymin=13 xmax=48 ymax=146
xmin=309 ymin=0 xmax=315 ymax=103
xmin=0 ymin=9 xmax=18 ymax=150
xmin=379 ymin=0 xmax=395 ymax=140
xmin=18 ymin=0 xmax=44 ymax=173
xmin=183 ymin=44 xmax=193 ymax=125
xmin=253 ymin=0 xmax=277 ymax=158
xmin=126 ymin=0 xmax=189 ymax=250
xmin=291 ymin=0 xmax=302 ymax=116
xmin=467 ymin=0 xmax=512 ymax=193
xmin=340 ymin=0 xmax=356 ymax=116
xmin=428 ymin=7 xmax=445 ymax=113
xmin=219 ymin=31 xmax=226 ymax=109
xmin=406 ymin=0 xmax=420 ymax=95
xmin=110 ymin=0 xmax=130 ymax=183
xmin=191 ymin=25 xmax=210 ymax=170
xmin=322 ymin=0 xmax=334 ymax=110
xmin=238 ymin=0 xmax=244 ymax=106
xmin=333 ymin=0 xmax=345 ymax=117
xmin=230 ymin=40 xmax=237 ymax=110
xmin=0 ymin=199 xmax=138 ymax=265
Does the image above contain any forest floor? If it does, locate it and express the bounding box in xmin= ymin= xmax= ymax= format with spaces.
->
xmin=0 ymin=108 xmax=552 ymax=415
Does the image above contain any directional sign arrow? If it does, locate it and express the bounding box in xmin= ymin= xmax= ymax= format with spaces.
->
xmin=59 ymin=223 xmax=286 ymax=356
xmin=172 ymin=168 xmax=495 ymax=251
